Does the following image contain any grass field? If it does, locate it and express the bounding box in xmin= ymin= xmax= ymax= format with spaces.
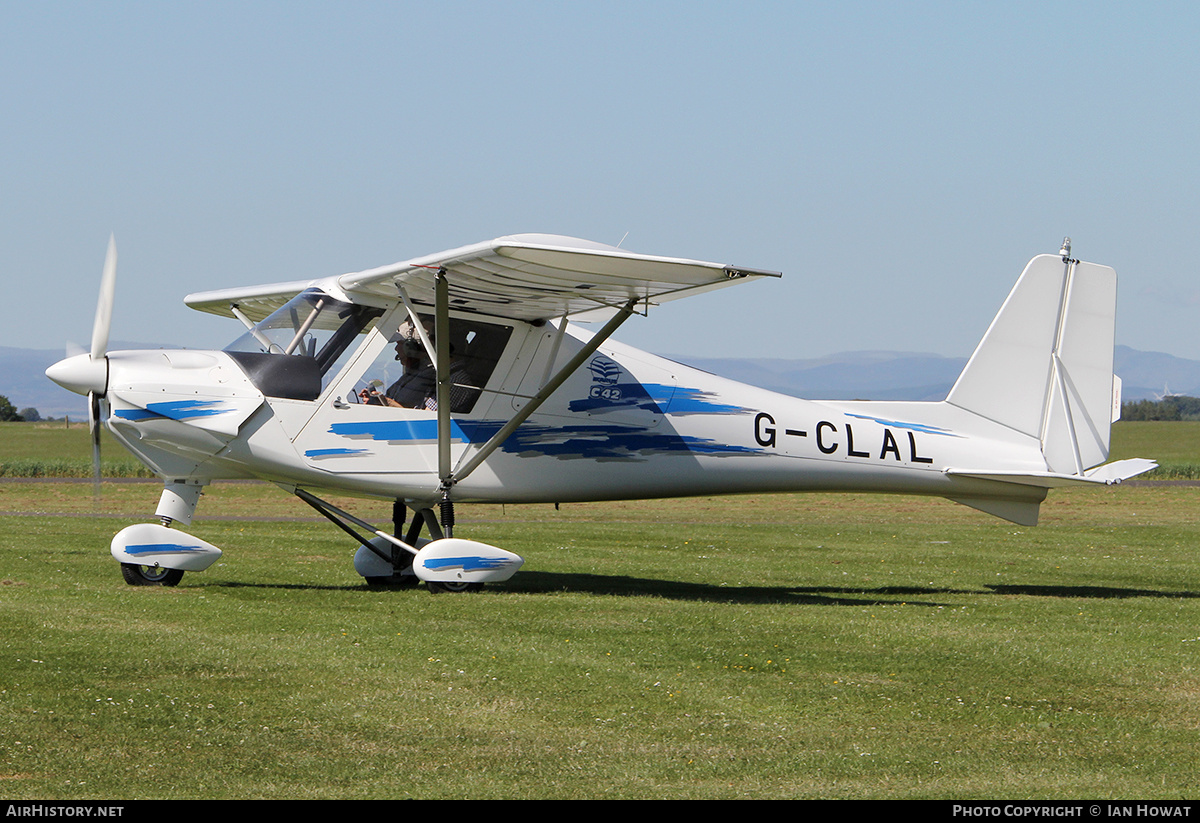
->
xmin=1 ymin=421 xmax=1198 ymax=799
xmin=3 ymin=419 xmax=1198 ymax=479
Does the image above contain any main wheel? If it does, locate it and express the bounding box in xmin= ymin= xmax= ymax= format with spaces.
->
xmin=120 ymin=563 xmax=184 ymax=587
xmin=426 ymin=580 xmax=483 ymax=594
xmin=365 ymin=574 xmax=420 ymax=587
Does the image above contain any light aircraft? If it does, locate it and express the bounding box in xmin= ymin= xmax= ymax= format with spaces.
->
xmin=46 ymin=234 xmax=1157 ymax=591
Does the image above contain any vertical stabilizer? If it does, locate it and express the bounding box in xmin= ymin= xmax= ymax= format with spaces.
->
xmin=946 ymin=252 xmax=1117 ymax=474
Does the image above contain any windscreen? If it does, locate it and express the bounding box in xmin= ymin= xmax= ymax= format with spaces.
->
xmin=225 ymin=289 xmax=383 ymax=398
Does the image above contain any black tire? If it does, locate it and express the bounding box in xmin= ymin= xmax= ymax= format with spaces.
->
xmin=426 ymin=580 xmax=483 ymax=594
xmin=365 ymin=574 xmax=420 ymax=587
xmin=120 ymin=563 xmax=184 ymax=587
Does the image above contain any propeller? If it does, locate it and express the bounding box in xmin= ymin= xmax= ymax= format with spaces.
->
xmin=89 ymin=236 xmax=117 ymax=494
xmin=45 ymin=236 xmax=120 ymax=496
xmin=86 ymin=237 xmax=117 ymax=495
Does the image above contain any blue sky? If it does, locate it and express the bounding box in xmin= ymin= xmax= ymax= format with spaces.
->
xmin=4 ymin=1 xmax=1198 ymax=363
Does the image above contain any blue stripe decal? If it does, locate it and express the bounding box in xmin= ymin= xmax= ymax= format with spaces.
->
xmin=328 ymin=419 xmax=471 ymax=442
xmin=305 ymin=447 xmax=370 ymax=458
xmin=148 ymin=400 xmax=231 ymax=419
xmin=324 ymin=418 xmax=760 ymax=461
xmin=846 ymin=413 xmax=960 ymax=437
xmin=566 ymin=383 xmax=747 ymax=416
xmin=114 ymin=400 xmax=233 ymax=422
xmin=422 ymin=556 xmax=518 ymax=572
xmin=657 ymin=386 xmax=748 ymax=415
xmin=124 ymin=542 xmax=206 ymax=557
xmin=113 ymin=409 xmax=161 ymax=421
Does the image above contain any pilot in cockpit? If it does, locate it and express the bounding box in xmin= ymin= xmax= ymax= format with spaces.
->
xmin=359 ymin=318 xmax=477 ymax=411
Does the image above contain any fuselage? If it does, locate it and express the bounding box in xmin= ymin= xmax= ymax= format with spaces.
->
xmin=89 ymin=302 xmax=1051 ymax=513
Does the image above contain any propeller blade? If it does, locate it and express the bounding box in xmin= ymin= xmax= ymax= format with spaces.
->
xmin=89 ymin=391 xmax=102 ymax=497
xmin=90 ymin=235 xmax=117 ymax=362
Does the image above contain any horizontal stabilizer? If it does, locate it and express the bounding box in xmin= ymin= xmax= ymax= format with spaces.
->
xmin=948 ymin=457 xmax=1158 ymax=489
xmin=1083 ymin=457 xmax=1159 ymax=483
xmin=947 ymin=456 xmax=1157 ymax=525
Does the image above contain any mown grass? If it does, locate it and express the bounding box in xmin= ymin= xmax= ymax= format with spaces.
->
xmin=1 ymin=480 xmax=1199 ymax=799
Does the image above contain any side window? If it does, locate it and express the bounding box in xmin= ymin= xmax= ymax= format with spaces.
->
xmin=354 ymin=314 xmax=512 ymax=415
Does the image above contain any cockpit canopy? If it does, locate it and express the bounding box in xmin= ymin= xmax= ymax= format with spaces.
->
xmin=224 ymin=289 xmax=382 ymax=401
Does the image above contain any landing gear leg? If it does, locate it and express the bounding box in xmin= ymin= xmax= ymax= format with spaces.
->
xmin=378 ymin=500 xmax=419 ymax=587
xmin=425 ymin=497 xmax=481 ymax=593
xmin=296 ymin=490 xmax=423 ymax=586
xmin=294 ymin=489 xmax=517 ymax=593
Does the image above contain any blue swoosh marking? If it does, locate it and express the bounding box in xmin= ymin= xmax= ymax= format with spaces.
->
xmin=422 ymin=556 xmax=517 ymax=572
xmin=325 ymin=419 xmax=763 ymax=461
xmin=658 ymin=386 xmax=747 ymax=415
xmin=124 ymin=542 xmax=206 ymax=557
xmin=328 ymin=419 xmax=472 ymax=442
xmin=567 ymin=383 xmax=746 ymax=416
xmin=846 ymin=413 xmax=959 ymax=437
xmin=305 ymin=447 xmax=370 ymax=458
xmin=113 ymin=409 xmax=160 ymax=421
xmin=115 ymin=400 xmax=232 ymax=422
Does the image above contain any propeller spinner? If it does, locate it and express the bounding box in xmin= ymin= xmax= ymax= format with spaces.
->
xmin=45 ymin=236 xmax=118 ymax=488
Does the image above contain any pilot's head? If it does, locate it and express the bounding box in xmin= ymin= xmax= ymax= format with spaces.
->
xmin=390 ymin=318 xmax=434 ymax=363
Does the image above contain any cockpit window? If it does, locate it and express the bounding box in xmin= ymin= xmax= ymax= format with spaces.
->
xmin=353 ymin=313 xmax=512 ymax=415
xmin=225 ymin=289 xmax=383 ymax=400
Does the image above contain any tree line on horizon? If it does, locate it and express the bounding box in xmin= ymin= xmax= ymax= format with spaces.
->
xmin=1121 ymin=396 xmax=1200 ymax=421
xmin=0 ymin=394 xmax=44 ymax=422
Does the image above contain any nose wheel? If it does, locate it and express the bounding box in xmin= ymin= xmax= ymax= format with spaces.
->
xmin=120 ymin=563 xmax=184 ymax=587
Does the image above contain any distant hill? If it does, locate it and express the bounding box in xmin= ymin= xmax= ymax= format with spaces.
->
xmin=1112 ymin=346 xmax=1200 ymax=404
xmin=676 ymin=346 xmax=1200 ymax=404
xmin=676 ymin=350 xmax=967 ymax=402
xmin=7 ymin=342 xmax=1199 ymax=420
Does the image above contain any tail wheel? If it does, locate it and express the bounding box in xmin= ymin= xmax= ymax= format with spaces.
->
xmin=120 ymin=563 xmax=184 ymax=587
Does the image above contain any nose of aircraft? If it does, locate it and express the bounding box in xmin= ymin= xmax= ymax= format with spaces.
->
xmin=46 ymin=352 xmax=108 ymax=397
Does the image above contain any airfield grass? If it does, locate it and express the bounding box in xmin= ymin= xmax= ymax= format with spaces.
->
xmin=0 ymin=421 xmax=152 ymax=478
xmin=1 ymin=485 xmax=1200 ymax=798
xmin=1 ymin=421 xmax=1199 ymax=798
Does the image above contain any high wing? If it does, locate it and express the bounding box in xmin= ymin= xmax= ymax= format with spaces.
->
xmin=184 ymin=234 xmax=780 ymax=323
xmin=184 ymin=278 xmax=325 ymax=324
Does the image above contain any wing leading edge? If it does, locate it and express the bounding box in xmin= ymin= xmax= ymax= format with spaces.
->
xmin=184 ymin=234 xmax=780 ymax=324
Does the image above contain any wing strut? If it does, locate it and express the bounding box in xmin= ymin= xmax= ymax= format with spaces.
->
xmin=539 ymin=311 xmax=570 ymax=390
xmin=395 ymin=269 xmax=460 ymax=533
xmin=445 ymin=298 xmax=638 ymax=490
xmin=435 ymin=269 xmax=453 ymax=490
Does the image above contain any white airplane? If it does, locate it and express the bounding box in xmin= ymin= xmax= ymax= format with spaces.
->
xmin=46 ymin=234 xmax=1156 ymax=591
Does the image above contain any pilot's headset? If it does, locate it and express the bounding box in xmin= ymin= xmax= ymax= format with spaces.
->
xmin=390 ymin=321 xmax=433 ymax=362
